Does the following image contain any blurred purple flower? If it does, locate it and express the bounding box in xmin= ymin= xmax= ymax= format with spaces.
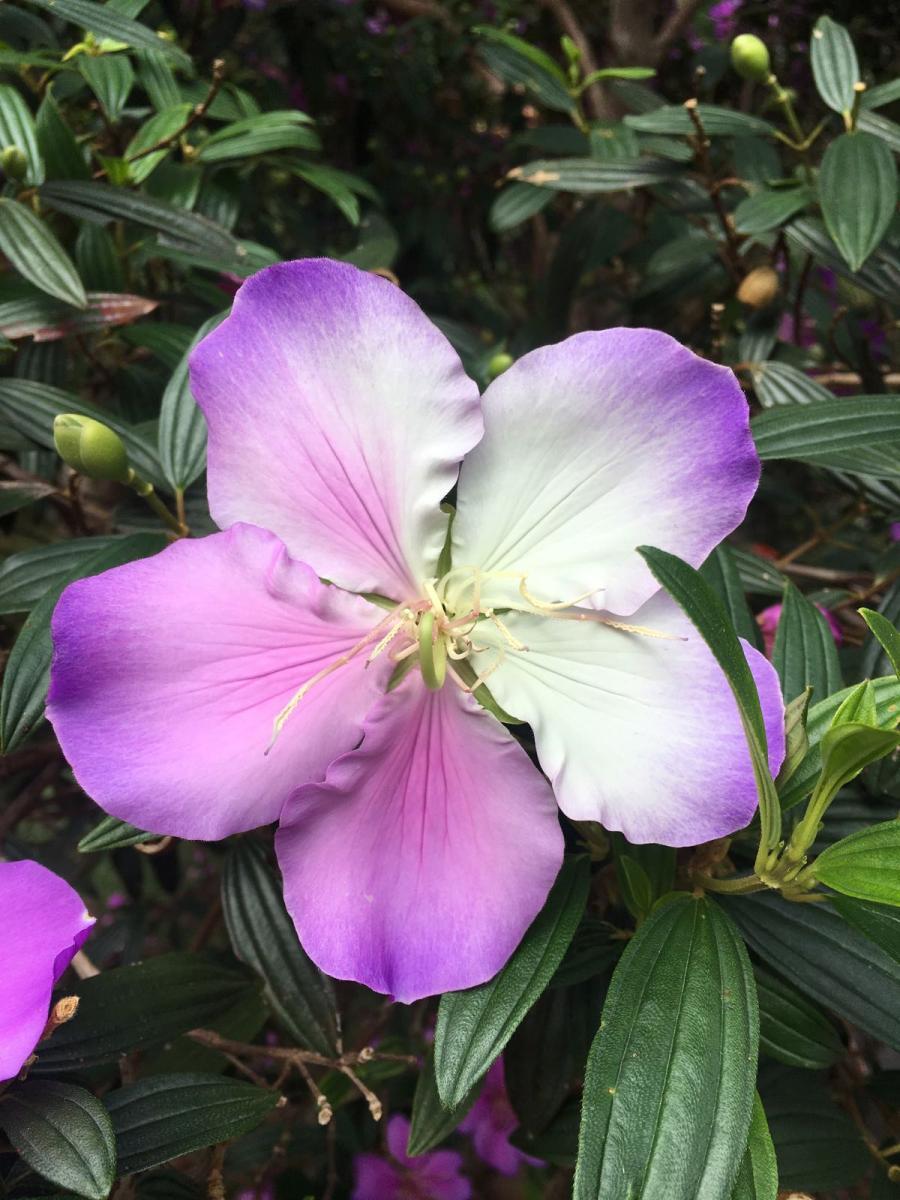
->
xmin=458 ymin=1060 xmax=541 ymax=1176
xmin=0 ymin=861 xmax=94 ymax=1082
xmin=757 ymin=602 xmax=842 ymax=659
xmin=709 ymin=0 xmax=743 ymax=39
xmin=352 ymin=1115 xmax=470 ymax=1200
xmin=890 ymin=522 xmax=900 ymax=542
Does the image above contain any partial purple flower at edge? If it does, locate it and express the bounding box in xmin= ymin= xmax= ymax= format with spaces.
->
xmin=756 ymin=602 xmax=843 ymax=660
xmin=47 ymin=258 xmax=785 ymax=1006
xmin=459 ymin=1059 xmax=540 ymax=1175
xmin=353 ymin=1115 xmax=470 ymax=1200
xmin=0 ymin=860 xmax=93 ymax=1082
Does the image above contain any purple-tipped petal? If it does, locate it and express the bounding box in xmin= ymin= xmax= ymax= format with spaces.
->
xmin=450 ymin=329 xmax=759 ymax=617
xmin=354 ymin=1116 xmax=470 ymax=1200
xmin=190 ymin=259 xmax=483 ymax=600
xmin=275 ymin=676 xmax=563 ymax=1003
xmin=0 ymin=861 xmax=93 ymax=1082
xmin=475 ymin=591 xmax=785 ymax=845
xmin=48 ymin=524 xmax=390 ymax=840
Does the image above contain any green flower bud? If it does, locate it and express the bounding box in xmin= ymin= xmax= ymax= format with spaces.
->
xmin=53 ymin=414 xmax=131 ymax=482
xmin=0 ymin=146 xmax=28 ymax=181
xmin=487 ymin=351 xmax=514 ymax=380
xmin=730 ymin=34 xmax=771 ymax=83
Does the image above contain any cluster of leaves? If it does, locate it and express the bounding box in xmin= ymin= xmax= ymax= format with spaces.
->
xmin=0 ymin=1 xmax=899 ymax=1198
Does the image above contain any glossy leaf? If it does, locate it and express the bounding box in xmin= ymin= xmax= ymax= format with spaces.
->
xmin=434 ymin=856 xmax=589 ymax=1107
xmin=222 ymin=840 xmax=338 ymax=1057
xmin=0 ymin=1080 xmax=116 ymax=1200
xmin=0 ymin=199 xmax=87 ymax=309
xmin=730 ymin=1094 xmax=777 ymax=1200
xmin=813 ymin=819 xmax=900 ymax=904
xmin=810 ymin=16 xmax=860 ymax=115
xmin=26 ymin=0 xmax=190 ymax=66
xmin=574 ymin=896 xmax=757 ymax=1200
xmin=755 ymin=967 xmax=843 ymax=1069
xmin=733 ymin=186 xmax=813 ymax=236
xmin=819 ymin=132 xmax=897 ymax=271
xmin=105 ymin=1074 xmax=278 ymax=1176
xmin=508 ymin=157 xmax=679 ymax=192
xmin=33 ymin=954 xmax=261 ymax=1072
xmin=723 ymin=891 xmax=900 ymax=1051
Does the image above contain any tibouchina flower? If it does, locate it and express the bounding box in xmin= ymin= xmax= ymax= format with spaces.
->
xmin=0 ymin=860 xmax=94 ymax=1081
xmin=352 ymin=1114 xmax=470 ymax=1200
xmin=458 ymin=1059 xmax=540 ymax=1175
xmin=48 ymin=259 xmax=784 ymax=1003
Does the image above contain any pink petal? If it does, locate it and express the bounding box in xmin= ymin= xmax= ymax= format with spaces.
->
xmin=275 ymin=676 xmax=563 ymax=1003
xmin=0 ymin=861 xmax=94 ymax=1082
xmin=450 ymin=329 xmax=758 ymax=617
xmin=48 ymin=524 xmax=390 ymax=840
xmin=190 ymin=259 xmax=483 ymax=600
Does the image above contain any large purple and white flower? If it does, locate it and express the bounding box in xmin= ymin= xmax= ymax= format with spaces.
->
xmin=47 ymin=258 xmax=784 ymax=1003
xmin=0 ymin=860 xmax=94 ymax=1082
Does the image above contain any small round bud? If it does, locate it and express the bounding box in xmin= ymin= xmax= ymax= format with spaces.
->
xmin=53 ymin=414 xmax=130 ymax=482
xmin=730 ymin=34 xmax=771 ymax=83
xmin=487 ymin=351 xmax=514 ymax=380
xmin=736 ymin=265 xmax=779 ymax=309
xmin=0 ymin=145 xmax=28 ymax=181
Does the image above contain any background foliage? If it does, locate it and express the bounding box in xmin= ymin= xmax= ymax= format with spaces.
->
xmin=0 ymin=0 xmax=899 ymax=1197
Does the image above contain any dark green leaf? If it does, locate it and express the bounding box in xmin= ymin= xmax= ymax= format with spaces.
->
xmin=0 ymin=199 xmax=87 ymax=308
xmin=861 ymin=582 xmax=900 ymax=680
xmin=733 ymin=186 xmax=813 ymax=236
xmin=764 ymin=1070 xmax=869 ymax=1191
xmin=221 ymin=840 xmax=338 ymax=1057
xmin=0 ymin=1081 xmax=116 ymax=1200
xmin=105 ymin=1074 xmax=277 ymax=1176
xmin=0 ymin=83 xmax=45 ymax=185
xmin=819 ymin=131 xmax=897 ymax=271
xmin=771 ymin=581 xmax=842 ymax=704
xmin=0 ymin=534 xmax=163 ymax=615
xmin=434 ymin=856 xmax=589 ymax=1107
xmin=511 ymin=1095 xmax=579 ymax=1167
xmin=752 ymin=395 xmax=900 ymax=478
xmin=195 ymin=112 xmax=319 ymax=164
xmin=125 ymin=104 xmax=192 ymax=184
xmin=574 ymin=896 xmax=758 ymax=1200
xmin=0 ymin=533 xmax=163 ymax=753
xmin=79 ymin=54 xmax=134 ymax=121
xmin=509 ymin=157 xmax=679 ymax=192
xmin=26 ymin=0 xmax=190 ymax=66
xmin=0 ymin=480 xmax=55 ymax=515
xmin=813 ymin=819 xmax=900 ymax=903
xmin=33 ymin=954 xmax=261 ymax=1072
xmin=730 ymin=1094 xmax=777 ymax=1200
xmin=858 ymin=109 xmax=900 ymax=153
xmin=624 ymin=104 xmax=775 ymax=137
xmin=810 ymin=15 xmax=860 ymax=115
xmin=158 ymin=313 xmax=224 ymax=492
xmin=78 ymin=815 xmax=154 ymax=852
xmin=489 ymin=182 xmax=554 ymax=233
xmin=473 ymin=26 xmax=573 ymax=113
xmin=831 ymin=894 xmax=900 ymax=962
xmin=135 ymin=50 xmax=181 ymax=112
xmin=35 ymin=88 xmax=90 ymax=181
xmin=406 ymin=1050 xmax=477 ymax=1156
xmin=860 ymin=608 xmax=900 ymax=677
xmin=786 ymin=215 xmax=899 ymax=307
xmin=700 ymin=543 xmax=761 ymax=649
xmin=750 ymin=360 xmax=833 ymax=408
xmin=723 ymin=891 xmax=900 ymax=1051
xmin=862 ymin=77 xmax=900 ymax=109
xmin=756 ymin=967 xmax=843 ymax=1069
xmin=39 ymin=181 xmax=242 ymax=267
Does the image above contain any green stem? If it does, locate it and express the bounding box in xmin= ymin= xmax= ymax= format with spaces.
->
xmin=694 ymin=872 xmax=768 ymax=895
xmin=129 ymin=472 xmax=187 ymax=536
xmin=767 ymin=74 xmax=814 ymax=183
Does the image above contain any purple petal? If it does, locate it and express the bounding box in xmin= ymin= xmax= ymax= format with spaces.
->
xmin=48 ymin=524 xmax=390 ymax=840
xmin=190 ymin=259 xmax=483 ymax=600
xmin=352 ymin=1153 xmax=403 ymax=1199
xmin=458 ymin=1060 xmax=537 ymax=1175
xmin=0 ymin=861 xmax=93 ymax=1082
xmin=475 ymin=591 xmax=785 ymax=845
xmin=275 ymin=676 xmax=563 ymax=1002
xmin=450 ymin=329 xmax=759 ymax=617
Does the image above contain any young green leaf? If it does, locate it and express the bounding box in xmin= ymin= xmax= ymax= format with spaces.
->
xmin=0 ymin=199 xmax=87 ymax=309
xmin=860 ymin=608 xmax=900 ymax=677
xmin=0 ymin=83 xmax=45 ymax=184
xmin=810 ymin=16 xmax=860 ymax=115
xmin=80 ymin=53 xmax=134 ymax=121
xmin=819 ymin=132 xmax=898 ymax=271
xmin=105 ymin=1074 xmax=278 ymax=1175
xmin=26 ymin=0 xmax=190 ymax=66
xmin=473 ymin=26 xmax=574 ymax=113
xmin=221 ymin=839 xmax=339 ymax=1057
xmin=776 ymin=687 xmax=811 ymax=789
xmin=574 ymin=896 xmax=758 ymax=1200
xmin=771 ymin=581 xmax=842 ymax=704
xmin=434 ymin=856 xmax=589 ymax=1107
xmin=0 ymin=1080 xmax=116 ymax=1200
xmin=812 ymin=819 xmax=900 ymax=904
